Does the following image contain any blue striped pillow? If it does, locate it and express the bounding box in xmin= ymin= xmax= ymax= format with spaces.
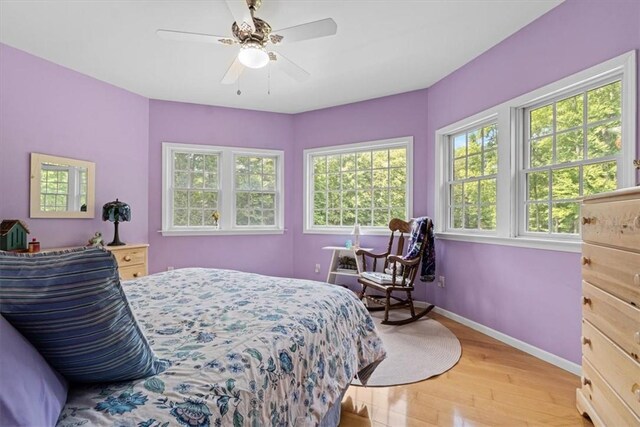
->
xmin=0 ymin=247 xmax=168 ymax=383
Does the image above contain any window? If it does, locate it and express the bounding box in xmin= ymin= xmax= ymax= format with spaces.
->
xmin=435 ymin=51 xmax=635 ymax=252
xmin=304 ymin=137 xmax=413 ymax=234
xmin=522 ymin=80 xmax=621 ymax=236
xmin=40 ymin=164 xmax=86 ymax=212
xmin=234 ymin=155 xmax=278 ymax=227
xmin=162 ymin=143 xmax=284 ymax=235
xmin=171 ymin=151 xmax=220 ymax=227
xmin=40 ymin=167 xmax=69 ymax=211
xmin=448 ymin=123 xmax=498 ymax=231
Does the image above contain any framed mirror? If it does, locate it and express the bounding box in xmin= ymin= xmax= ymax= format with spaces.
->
xmin=30 ymin=153 xmax=96 ymax=218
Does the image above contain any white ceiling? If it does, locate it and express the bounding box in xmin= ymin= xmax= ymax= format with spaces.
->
xmin=0 ymin=0 xmax=562 ymax=114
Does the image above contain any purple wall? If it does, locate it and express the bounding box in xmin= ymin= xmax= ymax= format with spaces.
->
xmin=1 ymin=0 xmax=637 ymax=364
xmin=147 ymin=100 xmax=295 ymax=277
xmin=0 ymin=44 xmax=150 ymax=248
xmin=291 ymin=0 xmax=640 ymax=364
xmin=424 ymin=0 xmax=639 ymax=364
xmin=292 ymin=89 xmax=430 ymax=296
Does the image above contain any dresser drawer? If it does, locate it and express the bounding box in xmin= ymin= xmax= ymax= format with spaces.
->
xmin=582 ymin=281 xmax=640 ymax=362
xmin=582 ymin=320 xmax=640 ymax=415
xmin=111 ymin=248 xmax=146 ymax=267
xmin=105 ymin=244 xmax=149 ymax=280
xmin=580 ymin=357 xmax=640 ymax=427
xmin=118 ymin=265 xmax=147 ymax=281
xmin=581 ymin=198 xmax=640 ymax=252
xmin=582 ymin=243 xmax=640 ymax=307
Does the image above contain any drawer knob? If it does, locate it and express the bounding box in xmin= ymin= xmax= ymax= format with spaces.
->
xmin=581 ymin=256 xmax=591 ymax=266
xmin=581 ymin=217 xmax=594 ymax=225
xmin=581 ymin=336 xmax=591 ymax=346
xmin=635 ymin=331 xmax=640 ymax=344
xmin=633 ymin=384 xmax=640 ymax=402
xmin=133 ymin=272 xmax=140 ymax=278
xmin=582 ymin=376 xmax=591 ymax=386
xmin=124 ymin=255 xmax=132 ymax=262
xmin=634 ymin=273 xmax=640 ymax=286
xmin=582 ymin=296 xmax=591 ymax=306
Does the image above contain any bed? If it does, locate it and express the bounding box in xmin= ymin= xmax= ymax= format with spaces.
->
xmin=55 ymin=267 xmax=386 ymax=427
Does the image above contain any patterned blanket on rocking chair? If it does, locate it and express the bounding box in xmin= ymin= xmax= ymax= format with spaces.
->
xmin=403 ymin=216 xmax=436 ymax=282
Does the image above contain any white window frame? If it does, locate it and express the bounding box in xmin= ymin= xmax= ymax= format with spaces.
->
xmin=435 ymin=50 xmax=636 ymax=253
xmin=232 ymin=152 xmax=281 ymax=229
xmin=518 ymin=75 xmax=623 ymax=240
xmin=161 ymin=142 xmax=285 ymax=236
xmin=303 ymin=136 xmax=414 ymax=235
xmin=445 ymin=120 xmax=499 ymax=235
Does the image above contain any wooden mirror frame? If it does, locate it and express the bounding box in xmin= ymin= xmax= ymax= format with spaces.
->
xmin=30 ymin=153 xmax=96 ymax=219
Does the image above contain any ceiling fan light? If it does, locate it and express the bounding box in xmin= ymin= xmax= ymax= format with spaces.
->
xmin=238 ymin=43 xmax=269 ymax=69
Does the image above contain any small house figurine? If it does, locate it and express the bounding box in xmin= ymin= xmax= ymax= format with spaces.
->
xmin=0 ymin=219 xmax=30 ymax=251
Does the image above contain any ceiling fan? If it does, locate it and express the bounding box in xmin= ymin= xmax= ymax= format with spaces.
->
xmin=157 ymin=0 xmax=337 ymax=84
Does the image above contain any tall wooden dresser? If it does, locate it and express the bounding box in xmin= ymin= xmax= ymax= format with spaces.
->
xmin=577 ymin=187 xmax=640 ymax=426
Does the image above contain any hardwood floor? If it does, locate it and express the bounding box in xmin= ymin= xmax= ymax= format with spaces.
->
xmin=340 ymin=313 xmax=593 ymax=426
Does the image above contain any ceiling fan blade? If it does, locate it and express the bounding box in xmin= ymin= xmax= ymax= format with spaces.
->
xmin=156 ymin=29 xmax=236 ymax=46
xmin=221 ymin=56 xmax=245 ymax=85
xmin=270 ymin=18 xmax=337 ymax=45
xmin=225 ymin=0 xmax=256 ymax=33
xmin=269 ymin=51 xmax=310 ymax=82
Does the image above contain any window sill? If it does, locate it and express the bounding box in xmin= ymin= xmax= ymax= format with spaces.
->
xmin=159 ymin=228 xmax=285 ymax=236
xmin=435 ymin=232 xmax=581 ymax=253
xmin=303 ymin=227 xmax=391 ymax=236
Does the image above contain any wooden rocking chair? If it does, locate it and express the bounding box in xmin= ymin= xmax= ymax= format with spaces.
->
xmin=355 ymin=218 xmax=434 ymax=325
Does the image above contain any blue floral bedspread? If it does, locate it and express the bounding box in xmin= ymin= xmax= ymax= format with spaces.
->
xmin=56 ymin=268 xmax=386 ymax=427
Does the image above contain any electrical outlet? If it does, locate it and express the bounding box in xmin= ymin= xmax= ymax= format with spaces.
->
xmin=438 ymin=276 xmax=445 ymax=288
xmin=167 ymin=266 xmax=174 ymax=271
xmin=315 ymin=264 xmax=321 ymax=274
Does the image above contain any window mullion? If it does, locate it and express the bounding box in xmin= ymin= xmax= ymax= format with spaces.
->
xmin=220 ymin=150 xmax=234 ymax=230
xmin=163 ymin=149 xmax=170 ymax=230
xmin=582 ymin=90 xmax=589 ymax=196
xmin=68 ymin=168 xmax=78 ymax=210
xmin=498 ymin=105 xmax=513 ymax=238
xmin=547 ymin=172 xmax=552 ymax=233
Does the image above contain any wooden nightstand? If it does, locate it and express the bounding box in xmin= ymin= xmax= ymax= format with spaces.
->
xmin=105 ymin=244 xmax=149 ymax=280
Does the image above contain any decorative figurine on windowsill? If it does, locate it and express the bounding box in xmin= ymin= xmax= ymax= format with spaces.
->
xmin=634 ymin=159 xmax=640 ymax=186
xmin=211 ymin=210 xmax=220 ymax=228
xmin=88 ymin=232 xmax=104 ymax=247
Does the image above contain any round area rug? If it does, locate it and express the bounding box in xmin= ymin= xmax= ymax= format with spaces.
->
xmin=352 ymin=311 xmax=461 ymax=387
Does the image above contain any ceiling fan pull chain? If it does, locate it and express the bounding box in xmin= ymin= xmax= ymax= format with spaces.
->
xmin=237 ymin=75 xmax=242 ymax=96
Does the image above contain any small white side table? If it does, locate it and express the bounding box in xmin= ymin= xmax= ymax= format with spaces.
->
xmin=322 ymin=246 xmax=373 ymax=285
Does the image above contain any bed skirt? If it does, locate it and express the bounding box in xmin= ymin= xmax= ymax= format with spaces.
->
xmin=319 ymin=387 xmax=348 ymax=427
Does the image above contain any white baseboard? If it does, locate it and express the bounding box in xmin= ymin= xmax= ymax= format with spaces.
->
xmin=415 ymin=302 xmax=581 ymax=376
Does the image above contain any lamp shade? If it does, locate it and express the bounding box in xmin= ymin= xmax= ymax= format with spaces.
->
xmin=102 ymin=199 xmax=130 ymax=246
xmin=238 ymin=42 xmax=269 ymax=69
xmin=102 ymin=199 xmax=131 ymax=223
